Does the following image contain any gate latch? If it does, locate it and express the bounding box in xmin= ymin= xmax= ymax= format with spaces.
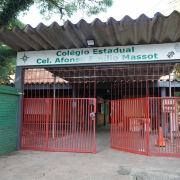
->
xmin=89 ymin=100 xmax=94 ymax=105
xmin=90 ymin=112 xmax=95 ymax=118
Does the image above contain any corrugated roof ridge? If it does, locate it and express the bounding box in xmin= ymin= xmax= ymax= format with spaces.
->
xmin=1 ymin=10 xmax=180 ymax=31
xmin=1 ymin=10 xmax=180 ymax=52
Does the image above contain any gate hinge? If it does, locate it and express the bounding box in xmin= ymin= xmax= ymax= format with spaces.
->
xmin=18 ymin=92 xmax=24 ymax=95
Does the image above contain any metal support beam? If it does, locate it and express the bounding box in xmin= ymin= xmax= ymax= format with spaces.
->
xmin=15 ymin=66 xmax=23 ymax=150
xmin=169 ymin=75 xmax=173 ymax=144
xmin=161 ymin=87 xmax=166 ymax=136
xmin=72 ymin=85 xmax=77 ymax=133
xmin=52 ymin=76 xmax=56 ymax=139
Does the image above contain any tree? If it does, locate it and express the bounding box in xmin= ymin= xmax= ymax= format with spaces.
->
xmin=0 ymin=45 xmax=16 ymax=83
xmin=173 ymin=63 xmax=180 ymax=80
xmin=0 ymin=0 xmax=34 ymax=27
xmin=35 ymin=0 xmax=113 ymax=20
xmin=0 ymin=19 xmax=25 ymax=83
xmin=0 ymin=0 xmax=113 ymax=26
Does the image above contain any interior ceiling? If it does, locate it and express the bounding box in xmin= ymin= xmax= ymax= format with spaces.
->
xmin=1 ymin=11 xmax=180 ymax=52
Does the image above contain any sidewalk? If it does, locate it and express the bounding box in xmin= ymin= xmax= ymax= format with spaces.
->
xmin=0 ymin=126 xmax=180 ymax=180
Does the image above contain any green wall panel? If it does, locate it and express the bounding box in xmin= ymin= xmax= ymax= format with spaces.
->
xmin=0 ymin=85 xmax=19 ymax=156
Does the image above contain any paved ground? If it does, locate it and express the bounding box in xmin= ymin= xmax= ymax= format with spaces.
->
xmin=1 ymin=126 xmax=180 ymax=180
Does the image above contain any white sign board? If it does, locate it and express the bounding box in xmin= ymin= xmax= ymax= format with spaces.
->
xmin=17 ymin=42 xmax=180 ymax=66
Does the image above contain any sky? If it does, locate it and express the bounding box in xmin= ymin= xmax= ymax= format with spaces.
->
xmin=18 ymin=0 xmax=179 ymax=27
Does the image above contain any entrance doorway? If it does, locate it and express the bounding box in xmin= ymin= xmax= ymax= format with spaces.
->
xmin=21 ymin=64 xmax=180 ymax=156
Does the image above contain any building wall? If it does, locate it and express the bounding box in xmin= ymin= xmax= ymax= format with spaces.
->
xmin=0 ymin=85 xmax=20 ymax=156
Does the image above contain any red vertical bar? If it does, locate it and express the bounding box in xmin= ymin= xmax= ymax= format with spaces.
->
xmin=55 ymin=99 xmax=58 ymax=148
xmin=93 ymin=98 xmax=96 ymax=153
xmin=110 ymin=101 xmax=113 ymax=147
xmin=64 ymin=99 xmax=67 ymax=149
xmin=29 ymin=99 xmax=32 ymax=146
xmin=57 ymin=98 xmax=59 ymax=148
xmin=117 ymin=99 xmax=120 ymax=148
xmin=27 ymin=99 xmax=30 ymax=147
xmin=28 ymin=99 xmax=31 ymax=146
xmin=35 ymin=99 xmax=38 ymax=148
xmin=70 ymin=98 xmax=72 ymax=149
xmin=120 ymin=100 xmax=122 ymax=149
xmin=63 ymin=98 xmax=66 ymax=149
xmin=146 ymin=97 xmax=150 ymax=156
xmin=75 ymin=99 xmax=79 ymax=150
xmin=37 ymin=99 xmax=40 ymax=148
xmin=20 ymin=99 xmax=24 ymax=148
xmin=132 ymin=98 xmax=134 ymax=151
xmin=59 ymin=99 xmax=62 ymax=148
xmin=39 ymin=99 xmax=42 ymax=148
xmin=66 ymin=99 xmax=69 ymax=149
xmin=82 ymin=98 xmax=85 ymax=150
xmin=87 ymin=99 xmax=90 ymax=150
xmin=86 ymin=100 xmax=92 ymax=149
xmin=79 ymin=99 xmax=82 ymax=150
xmin=84 ymin=98 xmax=87 ymax=150
xmin=91 ymin=98 xmax=94 ymax=150
xmin=124 ymin=99 xmax=127 ymax=149
xmin=130 ymin=99 xmax=133 ymax=151
xmin=115 ymin=100 xmax=117 ymax=147
xmin=46 ymin=99 xmax=49 ymax=148
xmin=24 ymin=99 xmax=27 ymax=147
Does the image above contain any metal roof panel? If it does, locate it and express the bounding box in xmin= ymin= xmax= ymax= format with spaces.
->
xmin=1 ymin=11 xmax=180 ymax=52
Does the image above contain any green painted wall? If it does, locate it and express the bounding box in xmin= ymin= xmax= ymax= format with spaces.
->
xmin=0 ymin=85 xmax=20 ymax=156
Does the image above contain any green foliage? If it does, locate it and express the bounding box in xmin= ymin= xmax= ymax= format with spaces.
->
xmin=7 ymin=18 xmax=26 ymax=29
xmin=35 ymin=0 xmax=113 ymax=20
xmin=0 ymin=0 xmax=34 ymax=27
xmin=173 ymin=63 xmax=180 ymax=80
xmin=0 ymin=43 xmax=16 ymax=83
xmin=174 ymin=92 xmax=180 ymax=97
xmin=174 ymin=92 xmax=180 ymax=112
xmin=0 ymin=2 xmax=25 ymax=83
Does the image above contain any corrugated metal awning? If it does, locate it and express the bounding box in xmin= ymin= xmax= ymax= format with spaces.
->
xmin=1 ymin=11 xmax=180 ymax=52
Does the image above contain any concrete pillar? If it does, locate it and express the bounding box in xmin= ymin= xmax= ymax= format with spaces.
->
xmin=15 ymin=66 xmax=23 ymax=149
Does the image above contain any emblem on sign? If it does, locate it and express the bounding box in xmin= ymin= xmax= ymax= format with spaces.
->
xmin=20 ymin=53 xmax=30 ymax=64
xmin=167 ymin=51 xmax=175 ymax=58
xmin=174 ymin=44 xmax=180 ymax=53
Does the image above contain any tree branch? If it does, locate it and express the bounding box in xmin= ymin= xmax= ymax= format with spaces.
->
xmin=46 ymin=0 xmax=65 ymax=19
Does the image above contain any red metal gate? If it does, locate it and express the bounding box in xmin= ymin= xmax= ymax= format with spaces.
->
xmin=111 ymin=98 xmax=149 ymax=155
xmin=148 ymin=97 xmax=180 ymax=156
xmin=110 ymin=97 xmax=180 ymax=157
xmin=21 ymin=98 xmax=96 ymax=153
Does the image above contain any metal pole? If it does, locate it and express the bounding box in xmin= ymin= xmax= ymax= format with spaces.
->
xmin=161 ymin=87 xmax=166 ymax=136
xmin=72 ymin=84 xmax=77 ymax=133
xmin=169 ymin=74 xmax=171 ymax=97
xmin=52 ymin=76 xmax=56 ymax=139
xmin=169 ymin=74 xmax=173 ymax=144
